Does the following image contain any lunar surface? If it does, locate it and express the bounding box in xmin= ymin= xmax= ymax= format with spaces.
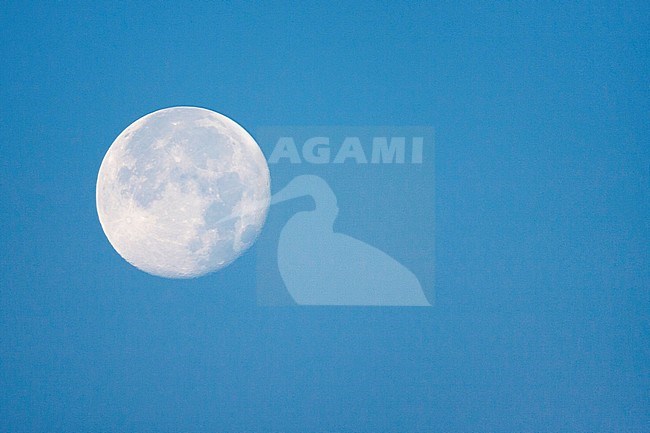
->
xmin=96 ymin=106 xmax=270 ymax=278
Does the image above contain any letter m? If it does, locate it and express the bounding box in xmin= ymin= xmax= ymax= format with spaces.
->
xmin=371 ymin=137 xmax=405 ymax=164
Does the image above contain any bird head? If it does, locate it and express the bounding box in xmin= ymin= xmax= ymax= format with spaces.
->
xmin=271 ymin=175 xmax=339 ymax=223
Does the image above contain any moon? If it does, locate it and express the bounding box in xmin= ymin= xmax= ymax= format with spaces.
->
xmin=96 ymin=106 xmax=270 ymax=278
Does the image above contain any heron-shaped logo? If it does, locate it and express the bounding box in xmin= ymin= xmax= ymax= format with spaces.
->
xmin=270 ymin=175 xmax=430 ymax=306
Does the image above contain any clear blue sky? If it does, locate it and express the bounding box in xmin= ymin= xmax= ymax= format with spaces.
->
xmin=1 ymin=1 xmax=648 ymax=431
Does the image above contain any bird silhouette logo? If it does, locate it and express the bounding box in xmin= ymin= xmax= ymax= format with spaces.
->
xmin=271 ymin=175 xmax=430 ymax=306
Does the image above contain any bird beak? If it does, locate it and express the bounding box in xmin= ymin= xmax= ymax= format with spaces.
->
xmin=271 ymin=179 xmax=305 ymax=205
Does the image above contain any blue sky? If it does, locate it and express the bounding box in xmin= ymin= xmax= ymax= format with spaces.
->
xmin=1 ymin=1 xmax=649 ymax=431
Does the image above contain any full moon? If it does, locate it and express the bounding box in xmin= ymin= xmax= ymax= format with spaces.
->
xmin=96 ymin=106 xmax=270 ymax=278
